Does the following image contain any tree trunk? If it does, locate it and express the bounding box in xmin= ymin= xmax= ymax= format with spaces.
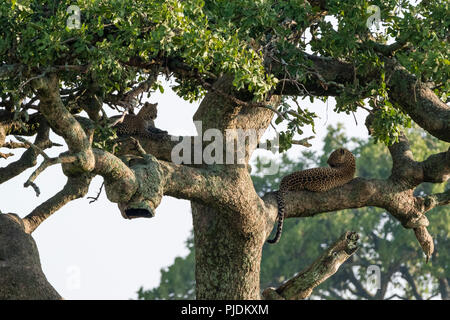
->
xmin=192 ymin=202 xmax=264 ymax=299
xmin=0 ymin=214 xmax=61 ymax=300
xmin=439 ymin=278 xmax=449 ymax=300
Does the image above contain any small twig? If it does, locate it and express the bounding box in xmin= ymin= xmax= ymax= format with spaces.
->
xmin=284 ymin=67 xmax=312 ymax=96
xmin=352 ymin=111 xmax=358 ymax=125
xmin=3 ymin=141 xmax=28 ymax=149
xmin=258 ymin=104 xmax=290 ymax=121
xmin=270 ymin=121 xmax=278 ymax=133
xmin=50 ymin=142 xmax=63 ymax=147
xmin=292 ymin=136 xmax=314 ymax=147
xmin=385 ymin=293 xmax=408 ymax=300
xmin=14 ymin=135 xmax=50 ymax=160
xmin=87 ymin=182 xmax=104 ymax=204
xmin=108 ymin=110 xmax=128 ymax=127
xmin=129 ymin=137 xmax=147 ymax=156
xmin=426 ymin=293 xmax=439 ymax=300
xmin=0 ymin=152 xmax=14 ymax=159
xmin=4 ymin=138 xmax=61 ymax=150
xmin=24 ymin=155 xmax=78 ymax=197
xmin=358 ymin=103 xmax=373 ymax=113
xmin=18 ymin=71 xmax=49 ymax=91
xmin=413 ymin=79 xmax=418 ymax=103
xmin=27 ymin=181 xmax=41 ymax=197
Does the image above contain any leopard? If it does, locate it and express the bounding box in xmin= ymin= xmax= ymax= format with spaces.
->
xmin=267 ymin=148 xmax=356 ymax=244
xmin=112 ymin=102 xmax=167 ymax=137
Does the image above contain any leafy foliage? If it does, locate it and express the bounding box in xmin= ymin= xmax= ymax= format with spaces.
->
xmin=1 ymin=0 xmax=275 ymax=102
xmin=2 ymin=0 xmax=448 ymax=150
xmin=92 ymin=121 xmax=118 ymax=153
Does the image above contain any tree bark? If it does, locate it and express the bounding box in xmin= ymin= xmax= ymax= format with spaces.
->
xmin=262 ymin=231 xmax=359 ymax=300
xmin=191 ymin=202 xmax=265 ymax=300
xmin=438 ymin=278 xmax=449 ymax=300
xmin=0 ymin=214 xmax=61 ymax=300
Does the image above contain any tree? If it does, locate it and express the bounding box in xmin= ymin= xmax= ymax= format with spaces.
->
xmin=138 ymin=124 xmax=449 ymax=300
xmin=0 ymin=0 xmax=448 ymax=299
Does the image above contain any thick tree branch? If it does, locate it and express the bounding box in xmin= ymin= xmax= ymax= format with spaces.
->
xmin=32 ymin=74 xmax=95 ymax=173
xmin=385 ymin=132 xmax=448 ymax=260
xmin=166 ymin=48 xmax=449 ymax=145
xmin=74 ymin=115 xmax=192 ymax=163
xmin=385 ymin=129 xmax=449 ymax=186
xmin=19 ymin=147 xmax=135 ymax=233
xmin=117 ymin=134 xmax=182 ymax=162
xmin=262 ymin=177 xmax=439 ymax=260
xmin=121 ymin=137 xmax=236 ymax=209
xmin=262 ymin=231 xmax=359 ymax=300
xmin=22 ymin=175 xmax=92 ymax=234
xmin=421 ymin=189 xmax=450 ymax=212
xmin=0 ymin=123 xmax=56 ymax=184
xmin=158 ymin=161 xmax=218 ymax=202
xmin=90 ymin=149 xmax=138 ymax=204
xmin=368 ymin=40 xmax=411 ymax=57
xmin=13 ymin=128 xmax=226 ymax=230
xmin=420 ymin=147 xmax=450 ymax=184
xmin=387 ymin=132 xmax=422 ymax=186
xmin=88 ymin=141 xmax=224 ymax=220
xmin=270 ymin=53 xmax=355 ymax=96
xmin=383 ymin=58 xmax=450 ymax=142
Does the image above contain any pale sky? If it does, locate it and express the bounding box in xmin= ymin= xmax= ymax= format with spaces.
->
xmin=0 ymin=80 xmax=368 ymax=299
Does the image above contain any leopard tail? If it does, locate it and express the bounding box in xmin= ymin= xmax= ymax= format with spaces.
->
xmin=267 ymin=190 xmax=285 ymax=244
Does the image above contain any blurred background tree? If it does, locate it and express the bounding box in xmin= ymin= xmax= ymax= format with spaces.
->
xmin=137 ymin=124 xmax=449 ymax=300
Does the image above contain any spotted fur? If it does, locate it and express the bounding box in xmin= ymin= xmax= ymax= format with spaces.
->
xmin=267 ymin=148 xmax=356 ymax=244
xmin=113 ymin=102 xmax=167 ymax=137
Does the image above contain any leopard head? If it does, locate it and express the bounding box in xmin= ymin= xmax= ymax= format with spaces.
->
xmin=327 ymin=148 xmax=354 ymax=168
xmin=138 ymin=102 xmax=158 ymax=121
